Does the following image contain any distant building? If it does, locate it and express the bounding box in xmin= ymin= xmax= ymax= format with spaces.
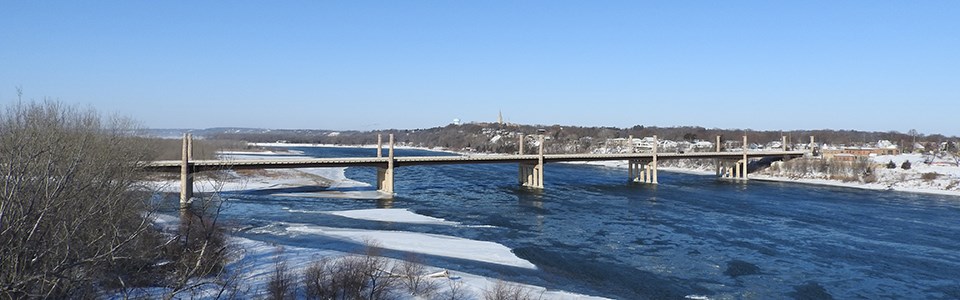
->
xmin=821 ymin=140 xmax=900 ymax=159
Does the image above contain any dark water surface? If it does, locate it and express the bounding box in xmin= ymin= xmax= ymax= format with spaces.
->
xmin=204 ymin=147 xmax=960 ymax=299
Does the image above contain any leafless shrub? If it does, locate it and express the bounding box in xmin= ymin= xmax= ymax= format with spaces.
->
xmin=399 ymin=253 xmax=441 ymax=297
xmin=921 ymin=172 xmax=940 ymax=181
xmin=483 ymin=279 xmax=540 ymax=300
xmin=863 ymin=173 xmax=878 ymax=183
xmin=0 ymin=100 xmax=237 ymax=298
xmin=301 ymin=240 xmax=403 ymax=300
xmin=0 ymin=101 xmax=161 ymax=298
xmin=359 ymin=240 xmax=400 ymax=300
xmin=434 ymin=279 xmax=475 ymax=300
xmin=303 ymin=257 xmax=336 ymax=300
xmin=267 ymin=248 xmax=297 ymax=300
xmin=161 ymin=175 xmax=235 ymax=299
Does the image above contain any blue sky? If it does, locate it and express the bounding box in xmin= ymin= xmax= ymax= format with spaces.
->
xmin=1 ymin=1 xmax=958 ymax=135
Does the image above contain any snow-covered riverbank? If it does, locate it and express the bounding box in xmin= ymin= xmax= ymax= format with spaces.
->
xmin=564 ymin=154 xmax=960 ymax=197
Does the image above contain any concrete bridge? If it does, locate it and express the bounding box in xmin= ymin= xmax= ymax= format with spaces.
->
xmin=147 ymin=134 xmax=809 ymax=208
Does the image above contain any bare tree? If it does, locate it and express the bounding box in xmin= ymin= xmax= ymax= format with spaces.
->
xmin=360 ymin=240 xmax=400 ymax=300
xmin=267 ymin=248 xmax=297 ymax=300
xmin=435 ymin=279 xmax=475 ymax=300
xmin=0 ymin=101 xmax=157 ymax=297
xmin=399 ymin=253 xmax=440 ymax=297
xmin=483 ymin=279 xmax=540 ymax=300
xmin=160 ymin=169 xmax=237 ymax=299
xmin=303 ymin=257 xmax=336 ymax=299
xmin=0 ymin=100 xmax=238 ymax=298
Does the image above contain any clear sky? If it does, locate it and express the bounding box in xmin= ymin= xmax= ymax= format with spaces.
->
xmin=1 ymin=1 xmax=958 ymax=135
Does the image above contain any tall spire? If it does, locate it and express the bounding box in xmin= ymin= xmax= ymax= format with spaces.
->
xmin=498 ymin=110 xmax=504 ymax=126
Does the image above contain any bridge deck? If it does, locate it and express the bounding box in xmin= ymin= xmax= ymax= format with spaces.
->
xmin=144 ymin=151 xmax=805 ymax=173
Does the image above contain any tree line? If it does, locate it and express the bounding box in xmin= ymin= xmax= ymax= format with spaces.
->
xmin=205 ymin=123 xmax=957 ymax=154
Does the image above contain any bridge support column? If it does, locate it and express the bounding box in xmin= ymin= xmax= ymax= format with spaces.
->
xmin=782 ymin=135 xmax=789 ymax=161
xmin=809 ymin=136 xmax=818 ymax=156
xmin=629 ymin=159 xmax=657 ymax=184
xmin=742 ymin=135 xmax=749 ymax=181
xmin=377 ymin=134 xmax=383 ymax=158
xmin=715 ymin=135 xmax=722 ymax=177
xmin=719 ymin=159 xmax=748 ymax=181
xmin=519 ymin=136 xmax=544 ymax=189
xmin=179 ymin=133 xmax=194 ymax=209
xmin=651 ymin=135 xmax=658 ymax=184
xmin=518 ymin=134 xmax=524 ymax=155
xmin=733 ymin=160 xmax=740 ymax=178
xmin=377 ymin=134 xmax=395 ymax=195
xmin=519 ymin=163 xmax=543 ymax=188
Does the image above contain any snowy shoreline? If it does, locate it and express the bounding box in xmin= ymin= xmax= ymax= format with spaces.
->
xmin=519 ymin=152 xmax=960 ymax=198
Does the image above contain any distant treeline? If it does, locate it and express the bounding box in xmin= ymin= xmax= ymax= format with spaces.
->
xmin=206 ymin=123 xmax=957 ymax=154
xmin=141 ymin=137 xmax=255 ymax=160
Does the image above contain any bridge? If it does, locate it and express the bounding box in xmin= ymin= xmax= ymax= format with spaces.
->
xmin=147 ymin=134 xmax=810 ymax=208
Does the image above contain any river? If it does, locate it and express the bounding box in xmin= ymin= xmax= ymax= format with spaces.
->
xmin=181 ymin=146 xmax=960 ymax=299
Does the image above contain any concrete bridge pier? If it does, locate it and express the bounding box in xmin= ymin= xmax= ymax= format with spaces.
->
xmin=377 ymin=134 xmax=383 ymax=158
xmin=715 ymin=135 xmax=722 ymax=177
xmin=628 ymin=135 xmax=659 ymax=184
xmin=741 ymin=135 xmax=749 ymax=181
xmin=629 ymin=159 xmax=658 ymax=184
xmin=518 ymin=134 xmax=524 ymax=155
xmin=715 ymin=136 xmax=750 ymax=181
xmin=377 ymin=134 xmax=395 ymax=195
xmin=179 ymin=133 xmax=194 ymax=209
xmin=651 ymin=135 xmax=658 ymax=184
xmin=519 ymin=136 xmax=544 ymax=188
xmin=718 ymin=159 xmax=745 ymax=180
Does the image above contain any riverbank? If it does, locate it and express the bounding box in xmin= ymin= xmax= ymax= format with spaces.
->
xmin=564 ymin=154 xmax=960 ymax=197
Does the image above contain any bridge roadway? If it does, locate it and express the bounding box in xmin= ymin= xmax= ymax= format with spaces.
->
xmin=144 ymin=151 xmax=805 ymax=173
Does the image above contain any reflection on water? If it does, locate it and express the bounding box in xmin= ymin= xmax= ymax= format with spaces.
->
xmin=163 ymin=147 xmax=960 ymax=299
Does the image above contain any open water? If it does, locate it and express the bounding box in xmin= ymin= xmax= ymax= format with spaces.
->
xmin=195 ymin=147 xmax=960 ymax=299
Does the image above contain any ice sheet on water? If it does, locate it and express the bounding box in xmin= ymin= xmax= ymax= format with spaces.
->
xmin=279 ymin=223 xmax=538 ymax=269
